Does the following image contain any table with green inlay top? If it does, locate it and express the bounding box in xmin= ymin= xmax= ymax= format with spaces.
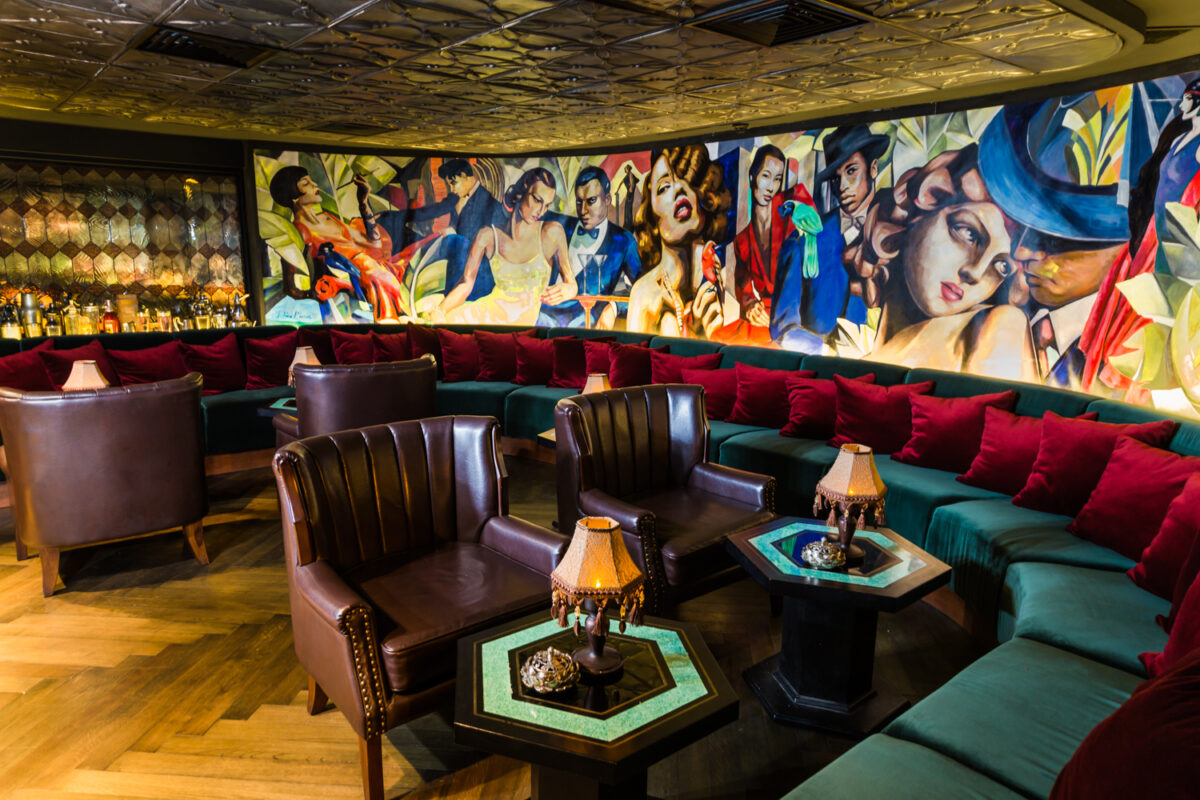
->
xmin=727 ymin=517 xmax=951 ymax=738
xmin=454 ymin=611 xmax=738 ymax=800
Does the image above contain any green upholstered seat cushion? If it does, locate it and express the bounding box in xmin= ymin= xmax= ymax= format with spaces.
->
xmin=716 ymin=430 xmax=838 ymax=516
xmin=1085 ymin=399 xmax=1200 ymax=457
xmin=906 ymin=367 xmax=1093 ymax=418
xmin=718 ymin=345 xmax=805 ymax=370
xmin=924 ymin=498 xmax=1134 ymax=625
xmin=800 ymin=355 xmax=909 ymax=385
xmin=435 ymin=380 xmax=521 ymax=424
xmin=998 ymin=561 xmax=1168 ymax=676
xmin=874 ymin=457 xmax=1006 ymax=549
xmin=781 ymin=734 xmax=1027 ymax=800
xmin=707 ymin=420 xmax=769 ymax=462
xmin=884 ymin=638 xmax=1142 ymax=800
xmin=504 ymin=385 xmax=576 ymax=441
xmin=200 ymin=386 xmax=294 ymax=454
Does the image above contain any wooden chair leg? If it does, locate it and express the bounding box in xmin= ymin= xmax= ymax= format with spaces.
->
xmin=183 ymin=521 xmax=209 ymax=565
xmin=359 ymin=733 xmax=384 ymax=800
xmin=307 ymin=674 xmax=329 ymax=715
xmin=14 ymin=533 xmax=29 ymax=561
xmin=39 ymin=547 xmax=60 ymax=597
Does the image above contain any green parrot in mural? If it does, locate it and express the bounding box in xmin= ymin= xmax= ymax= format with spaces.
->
xmin=779 ymin=184 xmax=823 ymax=279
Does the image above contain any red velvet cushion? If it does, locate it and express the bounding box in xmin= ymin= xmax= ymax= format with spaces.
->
xmin=106 ymin=341 xmax=189 ymax=386
xmin=180 ymin=333 xmax=247 ymax=394
xmin=680 ymin=367 xmax=736 ymax=421
xmin=1013 ymin=413 xmax=1178 ymax=516
xmin=244 ymin=331 xmax=298 ymax=390
xmin=893 ymin=390 xmax=1018 ymax=473
xmin=436 ymin=328 xmax=478 ymax=383
xmin=727 ymin=363 xmax=817 ymax=429
xmin=1130 ymin=473 xmax=1200 ymax=602
xmin=38 ymin=340 xmax=120 ymax=389
xmin=583 ymin=338 xmax=641 ymax=377
xmin=1069 ymin=436 xmax=1200 ymax=561
xmin=649 ymin=350 xmax=723 ymax=384
xmin=514 ymin=335 xmax=555 ymax=386
xmin=1166 ymin=515 xmax=1200 ymax=633
xmin=1051 ymin=647 xmax=1200 ymax=799
xmin=372 ymin=331 xmax=410 ymax=362
xmin=0 ymin=341 xmax=54 ymax=390
xmin=330 ymin=330 xmax=376 ymax=364
xmin=407 ymin=323 xmax=443 ymax=377
xmin=829 ymin=376 xmax=934 ymax=454
xmin=548 ymin=337 xmax=584 ymax=390
xmin=298 ymin=328 xmax=335 ymax=366
xmin=608 ymin=342 xmax=667 ymax=388
xmin=1141 ymin=572 xmax=1200 ymax=678
xmin=475 ymin=331 xmax=518 ymax=382
xmin=781 ymin=373 xmax=875 ymax=440
xmin=958 ymin=408 xmax=1097 ymax=495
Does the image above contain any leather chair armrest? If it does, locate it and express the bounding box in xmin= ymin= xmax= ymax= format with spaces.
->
xmin=579 ymin=488 xmax=654 ymax=534
xmin=273 ymin=412 xmax=301 ymax=439
xmin=289 ymin=560 xmax=388 ymax=739
xmin=481 ymin=515 xmax=569 ymax=576
xmin=687 ymin=462 xmax=776 ymax=512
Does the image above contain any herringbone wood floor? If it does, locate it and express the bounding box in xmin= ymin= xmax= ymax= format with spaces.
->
xmin=0 ymin=459 xmax=981 ymax=800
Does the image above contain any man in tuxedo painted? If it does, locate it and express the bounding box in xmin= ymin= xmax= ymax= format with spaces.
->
xmin=540 ymin=166 xmax=643 ymax=328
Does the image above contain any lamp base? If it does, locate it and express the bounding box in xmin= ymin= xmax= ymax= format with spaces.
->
xmin=572 ymin=644 xmax=624 ymax=680
xmin=826 ymin=534 xmax=865 ymax=566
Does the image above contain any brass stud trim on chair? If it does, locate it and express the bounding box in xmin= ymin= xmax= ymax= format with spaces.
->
xmin=338 ymin=605 xmax=387 ymax=739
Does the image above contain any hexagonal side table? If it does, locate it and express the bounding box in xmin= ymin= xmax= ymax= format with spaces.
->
xmin=455 ymin=612 xmax=738 ymax=800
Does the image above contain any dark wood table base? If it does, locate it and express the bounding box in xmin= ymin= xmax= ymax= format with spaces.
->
xmin=530 ymin=764 xmax=657 ymax=800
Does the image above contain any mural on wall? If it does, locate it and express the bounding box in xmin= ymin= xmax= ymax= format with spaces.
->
xmin=254 ymin=68 xmax=1200 ymax=417
xmin=0 ymin=162 xmax=244 ymax=306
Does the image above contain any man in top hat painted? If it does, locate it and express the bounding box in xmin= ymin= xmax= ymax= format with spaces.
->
xmin=978 ymin=100 xmax=1131 ymax=390
xmin=769 ymin=124 xmax=882 ymax=350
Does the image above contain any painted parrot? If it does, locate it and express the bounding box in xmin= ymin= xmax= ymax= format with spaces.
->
xmin=779 ymin=183 xmax=823 ymax=279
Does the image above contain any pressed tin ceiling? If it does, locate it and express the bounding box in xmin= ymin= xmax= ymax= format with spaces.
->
xmin=0 ymin=0 xmax=1164 ymax=151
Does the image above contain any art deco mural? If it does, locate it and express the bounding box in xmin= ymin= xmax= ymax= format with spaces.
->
xmin=255 ymin=67 xmax=1200 ymax=416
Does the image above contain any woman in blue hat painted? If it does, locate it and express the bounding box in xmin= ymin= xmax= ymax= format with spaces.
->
xmin=845 ymin=144 xmax=1037 ymax=381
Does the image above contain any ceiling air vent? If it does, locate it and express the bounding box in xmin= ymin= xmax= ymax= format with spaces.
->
xmin=308 ymin=122 xmax=392 ymax=138
xmin=132 ymin=25 xmax=279 ymax=69
xmin=694 ymin=0 xmax=860 ymax=47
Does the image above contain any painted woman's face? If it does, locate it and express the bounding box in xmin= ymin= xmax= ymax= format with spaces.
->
xmin=518 ymin=179 xmax=555 ymax=224
xmin=903 ymin=202 xmax=1014 ymax=317
xmin=753 ymin=156 xmax=784 ymax=209
xmin=295 ymin=175 xmax=322 ymax=207
xmin=649 ymin=155 xmax=702 ymax=245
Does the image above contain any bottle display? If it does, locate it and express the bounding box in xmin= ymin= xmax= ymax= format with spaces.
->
xmin=100 ymin=299 xmax=120 ymax=334
xmin=43 ymin=298 xmax=63 ymax=336
xmin=0 ymin=302 xmax=21 ymax=340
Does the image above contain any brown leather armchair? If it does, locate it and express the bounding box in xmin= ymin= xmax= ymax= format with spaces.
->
xmin=556 ymin=384 xmax=777 ymax=613
xmin=0 ymin=373 xmax=209 ymax=596
xmin=273 ymin=355 xmax=437 ymax=446
xmin=272 ymin=415 xmax=568 ymax=800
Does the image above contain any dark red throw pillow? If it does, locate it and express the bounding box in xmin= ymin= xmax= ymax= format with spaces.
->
xmin=372 ymin=331 xmax=410 ymax=362
xmin=0 ymin=340 xmax=54 ymax=390
xmin=608 ymin=342 xmax=667 ymax=388
xmin=1013 ymin=413 xmax=1177 ymax=516
xmin=475 ymin=330 xmax=519 ymax=382
xmin=514 ymin=335 xmax=555 ymax=386
xmin=1130 ymin=472 xmax=1200 ymax=602
xmin=548 ymin=337 xmax=585 ymax=390
xmin=298 ymin=328 xmax=336 ymax=366
xmin=244 ymin=331 xmax=298 ymax=390
xmin=1051 ymin=646 xmax=1200 ymax=799
xmin=436 ymin=328 xmax=478 ymax=383
xmin=649 ymin=350 xmax=723 ymax=384
xmin=1166 ymin=515 xmax=1200 ymax=633
xmin=727 ymin=363 xmax=817 ymax=429
xmin=781 ymin=373 xmax=875 ymax=440
xmin=38 ymin=339 xmax=120 ymax=389
xmin=180 ymin=332 xmax=246 ymax=394
xmin=407 ymin=323 xmax=443 ymax=377
xmin=681 ymin=367 xmax=736 ymax=421
xmin=958 ymin=408 xmax=1098 ymax=496
xmin=330 ymin=330 xmax=375 ymax=364
xmin=829 ymin=376 xmax=934 ymax=454
xmin=1141 ymin=571 xmax=1200 ymax=678
xmin=892 ymin=390 xmax=1018 ymax=473
xmin=106 ymin=341 xmax=190 ymax=386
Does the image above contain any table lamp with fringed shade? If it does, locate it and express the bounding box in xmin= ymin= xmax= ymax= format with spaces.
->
xmin=288 ymin=345 xmax=321 ymax=386
xmin=582 ymin=373 xmax=611 ymax=394
xmin=62 ymin=360 xmax=110 ymax=391
xmin=814 ymin=444 xmax=887 ymax=564
xmin=551 ymin=516 xmax=645 ymax=678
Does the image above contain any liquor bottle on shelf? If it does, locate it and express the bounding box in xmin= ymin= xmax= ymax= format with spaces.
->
xmin=230 ymin=291 xmax=253 ymax=327
xmin=0 ymin=302 xmax=22 ymax=340
xmin=192 ymin=293 xmax=213 ymax=330
xmin=100 ymin=299 xmax=121 ymax=334
xmin=43 ymin=297 xmax=63 ymax=336
xmin=19 ymin=292 xmax=42 ymax=338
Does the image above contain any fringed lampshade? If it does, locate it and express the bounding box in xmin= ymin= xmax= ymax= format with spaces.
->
xmin=551 ymin=516 xmax=645 ymax=677
xmin=62 ymin=360 xmax=110 ymax=391
xmin=582 ymin=373 xmax=611 ymax=394
xmin=814 ymin=443 xmax=887 ymax=562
